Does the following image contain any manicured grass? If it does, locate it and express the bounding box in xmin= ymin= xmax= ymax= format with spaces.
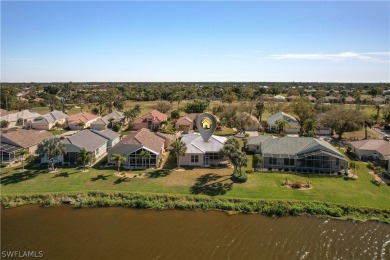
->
xmin=1 ymin=159 xmax=389 ymax=211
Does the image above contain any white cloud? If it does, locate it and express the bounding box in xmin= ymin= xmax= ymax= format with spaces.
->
xmin=263 ymin=51 xmax=390 ymax=62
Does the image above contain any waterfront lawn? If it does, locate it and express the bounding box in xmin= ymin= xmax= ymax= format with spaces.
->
xmin=1 ymin=159 xmax=390 ymax=211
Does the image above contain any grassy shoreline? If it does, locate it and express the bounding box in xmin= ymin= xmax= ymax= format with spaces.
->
xmin=1 ymin=191 xmax=389 ymax=224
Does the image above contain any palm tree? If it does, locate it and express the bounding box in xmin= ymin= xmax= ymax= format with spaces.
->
xmin=77 ymin=148 xmax=90 ymax=171
xmin=349 ymin=161 xmax=360 ymax=178
xmin=256 ymin=101 xmax=265 ymax=124
xmin=375 ymin=104 xmax=381 ymax=119
xmin=220 ymin=138 xmax=241 ymax=169
xmin=302 ymin=118 xmax=317 ymax=137
xmin=171 ymin=140 xmax=187 ymax=169
xmin=277 ymin=119 xmax=289 ymax=135
xmin=231 ymin=151 xmax=248 ymax=175
xmin=111 ymin=153 xmax=126 ymax=174
xmin=138 ymin=150 xmax=152 ymax=168
xmin=16 ymin=149 xmax=29 ymax=171
xmin=364 ymin=120 xmax=373 ymax=139
xmin=37 ymin=138 xmax=67 ymax=171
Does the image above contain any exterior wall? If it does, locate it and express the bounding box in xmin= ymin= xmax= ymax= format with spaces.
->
xmin=180 ymin=153 xmax=204 ymax=167
xmin=180 ymin=153 xmax=225 ymax=167
xmin=316 ymin=128 xmax=332 ymax=135
xmin=40 ymin=155 xmax=64 ymax=164
xmin=247 ymin=144 xmax=261 ymax=153
xmin=352 ymin=147 xmax=378 ymax=160
xmin=27 ymin=144 xmax=39 ymax=155
xmin=68 ymin=118 xmax=99 ymax=130
xmin=31 ymin=123 xmax=52 ymax=130
xmin=95 ymin=143 xmax=108 ymax=158
xmin=244 ymin=125 xmax=259 ymax=131
xmin=132 ymin=122 xmax=148 ymax=130
xmin=267 ymin=123 xmax=300 ymax=134
xmin=109 ymin=137 xmax=120 ymax=149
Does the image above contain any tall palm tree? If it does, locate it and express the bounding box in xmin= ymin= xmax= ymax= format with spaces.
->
xmin=111 ymin=153 xmax=126 ymax=174
xmin=277 ymin=119 xmax=289 ymax=135
xmin=77 ymin=148 xmax=90 ymax=171
xmin=138 ymin=150 xmax=151 ymax=168
xmin=16 ymin=149 xmax=29 ymax=171
xmin=171 ymin=140 xmax=187 ymax=169
xmin=37 ymin=138 xmax=67 ymax=171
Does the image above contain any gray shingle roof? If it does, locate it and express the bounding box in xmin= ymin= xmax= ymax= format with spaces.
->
xmin=181 ymin=133 xmax=227 ymax=154
xmin=90 ymin=129 xmax=119 ymax=141
xmin=33 ymin=110 xmax=68 ymax=124
xmin=262 ymin=136 xmax=344 ymax=158
xmin=63 ymin=130 xmax=108 ymax=151
xmin=267 ymin=112 xmax=299 ymax=125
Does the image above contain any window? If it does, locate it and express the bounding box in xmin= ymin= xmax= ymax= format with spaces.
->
xmin=191 ymin=155 xmax=199 ymax=163
xmin=269 ymin=157 xmax=277 ymax=165
xmin=284 ymin=158 xmax=294 ymax=166
xmin=336 ymin=158 xmax=339 ymax=166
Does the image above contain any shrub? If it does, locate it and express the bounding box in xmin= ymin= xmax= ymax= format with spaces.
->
xmin=290 ymin=182 xmax=303 ymax=189
xmin=245 ymin=169 xmax=253 ymax=174
xmin=0 ymin=163 xmax=7 ymax=168
xmin=231 ymin=170 xmax=248 ymax=183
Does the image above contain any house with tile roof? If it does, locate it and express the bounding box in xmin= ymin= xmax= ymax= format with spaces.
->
xmin=67 ymin=111 xmax=100 ymax=130
xmin=175 ymin=113 xmax=198 ymax=132
xmin=261 ymin=136 xmax=347 ymax=173
xmin=0 ymin=129 xmax=54 ymax=164
xmin=267 ymin=112 xmax=300 ymax=134
xmin=132 ymin=110 xmax=168 ymax=131
xmin=90 ymin=111 xmax=125 ymax=131
xmin=107 ymin=128 xmax=165 ymax=169
xmin=180 ymin=133 xmax=228 ymax=167
xmin=29 ymin=110 xmax=68 ymax=130
xmin=0 ymin=109 xmax=41 ymax=128
xmin=350 ymin=139 xmax=390 ymax=162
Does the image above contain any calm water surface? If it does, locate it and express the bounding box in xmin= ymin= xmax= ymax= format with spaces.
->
xmin=1 ymin=205 xmax=389 ymax=260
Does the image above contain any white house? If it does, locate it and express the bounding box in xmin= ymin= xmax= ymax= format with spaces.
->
xmin=180 ymin=133 xmax=227 ymax=167
xmin=29 ymin=110 xmax=68 ymax=130
xmin=0 ymin=109 xmax=41 ymax=128
xmin=267 ymin=112 xmax=300 ymax=134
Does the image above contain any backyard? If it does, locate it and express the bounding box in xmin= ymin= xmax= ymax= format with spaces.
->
xmin=1 ymin=157 xmax=389 ymax=211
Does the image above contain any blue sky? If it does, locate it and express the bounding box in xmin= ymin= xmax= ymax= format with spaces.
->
xmin=1 ymin=1 xmax=389 ymax=82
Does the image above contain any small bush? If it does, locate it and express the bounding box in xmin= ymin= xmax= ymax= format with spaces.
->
xmin=0 ymin=163 xmax=7 ymax=168
xmin=245 ymin=169 xmax=253 ymax=174
xmin=231 ymin=170 xmax=248 ymax=183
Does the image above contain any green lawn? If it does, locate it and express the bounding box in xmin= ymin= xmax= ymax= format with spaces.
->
xmin=1 ymin=157 xmax=389 ymax=210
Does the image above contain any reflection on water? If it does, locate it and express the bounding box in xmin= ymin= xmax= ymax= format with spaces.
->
xmin=1 ymin=205 xmax=389 ymax=260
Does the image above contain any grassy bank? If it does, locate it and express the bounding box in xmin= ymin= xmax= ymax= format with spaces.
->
xmin=1 ymin=192 xmax=389 ymax=224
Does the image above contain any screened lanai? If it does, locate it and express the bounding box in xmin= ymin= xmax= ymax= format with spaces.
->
xmin=263 ymin=150 xmax=347 ymax=173
xmin=126 ymin=148 xmax=159 ymax=169
xmin=0 ymin=143 xmax=22 ymax=163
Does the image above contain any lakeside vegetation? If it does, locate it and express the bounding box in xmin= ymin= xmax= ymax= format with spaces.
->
xmin=1 ymin=156 xmax=389 ymax=222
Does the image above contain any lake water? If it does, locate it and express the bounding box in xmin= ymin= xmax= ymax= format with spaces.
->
xmin=1 ymin=205 xmax=389 ymax=260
